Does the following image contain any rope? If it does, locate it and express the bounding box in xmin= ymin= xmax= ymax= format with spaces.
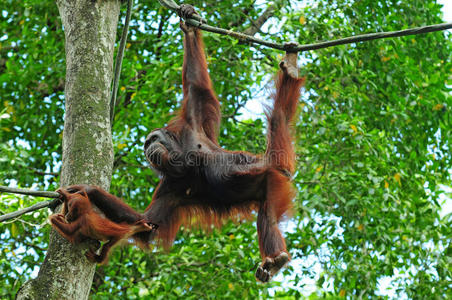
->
xmin=158 ymin=0 xmax=452 ymax=52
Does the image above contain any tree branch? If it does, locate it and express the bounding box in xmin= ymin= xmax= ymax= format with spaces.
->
xmin=243 ymin=3 xmax=277 ymax=36
xmin=110 ymin=0 xmax=134 ymax=125
xmin=155 ymin=12 xmax=171 ymax=60
xmin=0 ymin=186 xmax=61 ymax=222
xmin=31 ymin=78 xmax=65 ymax=98
xmin=158 ymin=0 xmax=452 ymax=52
xmin=227 ymin=1 xmax=256 ymax=28
xmin=0 ymin=186 xmax=59 ymax=198
xmin=26 ymin=167 xmax=59 ymax=177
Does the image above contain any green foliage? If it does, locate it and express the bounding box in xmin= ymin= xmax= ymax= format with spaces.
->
xmin=1 ymin=0 xmax=451 ymax=298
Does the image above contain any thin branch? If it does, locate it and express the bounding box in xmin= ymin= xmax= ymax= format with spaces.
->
xmin=243 ymin=3 xmax=277 ymax=36
xmin=0 ymin=186 xmax=61 ymax=223
xmin=222 ymin=101 xmax=246 ymax=119
xmin=26 ymin=167 xmax=59 ymax=177
xmin=2 ymin=217 xmax=42 ymax=228
xmin=31 ymin=78 xmax=65 ymax=98
xmin=0 ymin=186 xmax=59 ymax=198
xmin=234 ymin=119 xmax=257 ymax=128
xmin=110 ymin=0 xmax=134 ymax=125
xmin=0 ymin=200 xmax=57 ymax=222
xmin=122 ymin=69 xmax=147 ymax=108
xmin=21 ymin=241 xmax=46 ymax=252
xmin=158 ymin=0 xmax=452 ymax=52
xmin=155 ymin=13 xmax=171 ymax=60
xmin=227 ymin=1 xmax=256 ymax=28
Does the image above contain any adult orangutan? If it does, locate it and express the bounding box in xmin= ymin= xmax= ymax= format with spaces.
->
xmin=65 ymin=4 xmax=304 ymax=282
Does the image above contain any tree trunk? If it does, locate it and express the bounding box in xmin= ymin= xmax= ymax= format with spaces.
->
xmin=16 ymin=0 xmax=120 ymax=299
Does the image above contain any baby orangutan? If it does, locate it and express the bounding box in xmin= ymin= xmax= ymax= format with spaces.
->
xmin=49 ymin=188 xmax=156 ymax=264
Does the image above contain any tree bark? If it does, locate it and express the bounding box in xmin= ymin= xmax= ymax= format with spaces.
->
xmin=16 ymin=0 xmax=120 ymax=299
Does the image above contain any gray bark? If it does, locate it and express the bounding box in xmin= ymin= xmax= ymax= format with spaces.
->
xmin=16 ymin=0 xmax=120 ymax=299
